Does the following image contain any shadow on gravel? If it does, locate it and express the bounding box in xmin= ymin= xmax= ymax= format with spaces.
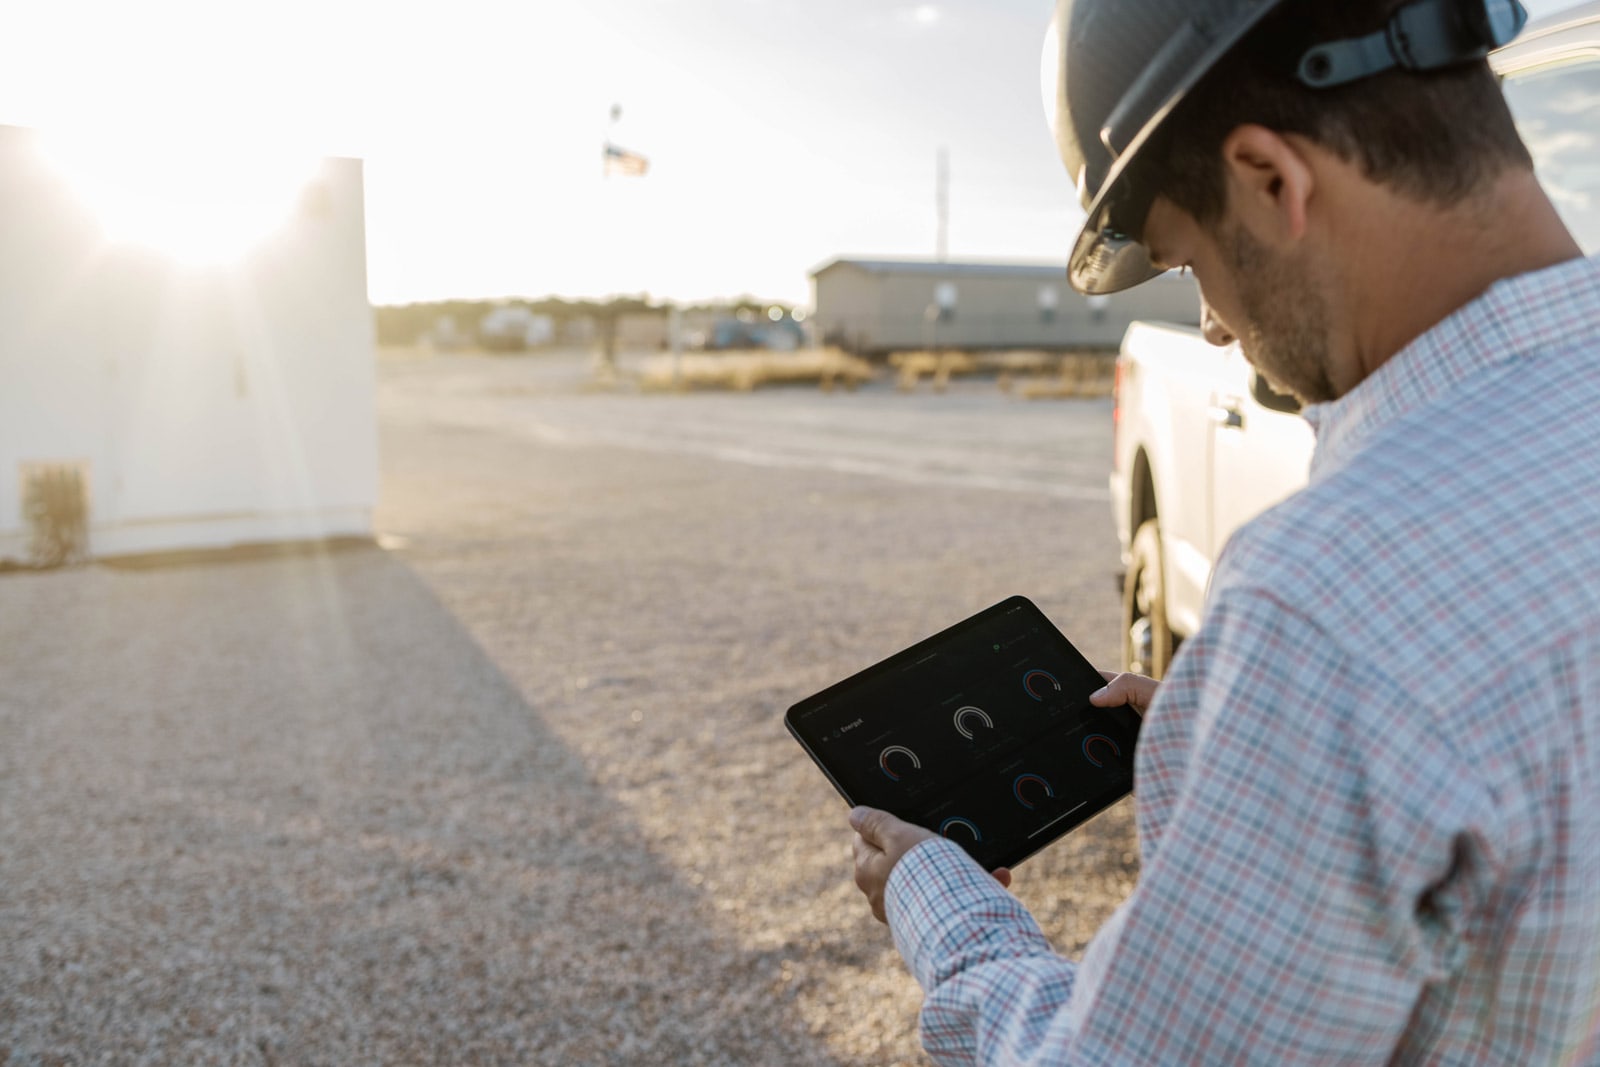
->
xmin=0 ymin=546 xmax=846 ymax=1066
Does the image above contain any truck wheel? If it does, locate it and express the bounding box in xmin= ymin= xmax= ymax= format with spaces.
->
xmin=1123 ymin=519 xmax=1173 ymax=679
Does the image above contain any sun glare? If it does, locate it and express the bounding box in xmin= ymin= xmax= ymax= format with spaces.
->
xmin=38 ymin=130 xmax=322 ymax=265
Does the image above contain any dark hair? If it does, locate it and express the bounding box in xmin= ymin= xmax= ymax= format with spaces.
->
xmin=1130 ymin=0 xmax=1534 ymax=231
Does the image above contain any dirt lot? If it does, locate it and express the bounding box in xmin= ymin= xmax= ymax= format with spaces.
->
xmin=0 ymin=351 xmax=1139 ymax=1065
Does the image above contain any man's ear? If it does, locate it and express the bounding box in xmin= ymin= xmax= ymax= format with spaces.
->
xmin=1218 ymin=124 xmax=1313 ymax=243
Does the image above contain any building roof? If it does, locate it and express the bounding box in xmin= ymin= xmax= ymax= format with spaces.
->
xmin=809 ymin=256 xmax=1071 ymax=280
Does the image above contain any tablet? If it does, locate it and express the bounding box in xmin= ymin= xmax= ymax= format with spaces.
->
xmin=785 ymin=595 xmax=1140 ymax=871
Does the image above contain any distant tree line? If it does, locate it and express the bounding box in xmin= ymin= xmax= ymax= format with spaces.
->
xmin=372 ymin=295 xmax=793 ymax=347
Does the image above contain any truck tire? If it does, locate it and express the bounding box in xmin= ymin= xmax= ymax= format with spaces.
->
xmin=1123 ymin=519 xmax=1173 ymax=679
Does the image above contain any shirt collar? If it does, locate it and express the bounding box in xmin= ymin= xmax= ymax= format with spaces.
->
xmin=1303 ymin=253 xmax=1600 ymax=479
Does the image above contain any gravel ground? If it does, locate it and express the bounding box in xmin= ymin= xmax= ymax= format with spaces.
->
xmin=0 ymin=354 xmax=1140 ymax=1065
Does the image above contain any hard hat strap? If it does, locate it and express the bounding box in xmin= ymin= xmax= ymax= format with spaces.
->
xmin=1296 ymin=0 xmax=1527 ymax=89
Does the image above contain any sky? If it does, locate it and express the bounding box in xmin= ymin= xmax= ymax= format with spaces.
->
xmin=0 ymin=0 xmax=1580 ymax=308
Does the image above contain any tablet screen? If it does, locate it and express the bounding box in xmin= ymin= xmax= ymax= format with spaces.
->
xmin=786 ymin=596 xmax=1140 ymax=870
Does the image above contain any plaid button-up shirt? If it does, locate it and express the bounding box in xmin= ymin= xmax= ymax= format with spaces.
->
xmin=885 ymin=254 xmax=1600 ymax=1065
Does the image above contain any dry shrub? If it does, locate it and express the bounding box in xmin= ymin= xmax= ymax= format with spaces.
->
xmin=1018 ymin=351 xmax=1117 ymax=400
xmin=889 ymin=349 xmax=1116 ymax=397
xmin=638 ymin=349 xmax=875 ymax=393
xmin=21 ymin=462 xmax=90 ymax=567
xmin=888 ymin=351 xmax=978 ymax=392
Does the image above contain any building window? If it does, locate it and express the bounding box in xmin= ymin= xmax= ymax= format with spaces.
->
xmin=1038 ymin=284 xmax=1059 ymax=324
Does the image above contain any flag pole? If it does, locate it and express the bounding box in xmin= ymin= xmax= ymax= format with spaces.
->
xmin=596 ymin=104 xmax=622 ymax=382
xmin=603 ymin=103 xmax=621 ymax=178
xmin=936 ymin=146 xmax=949 ymax=262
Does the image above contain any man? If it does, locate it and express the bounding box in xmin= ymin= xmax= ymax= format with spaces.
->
xmin=848 ymin=0 xmax=1600 ymax=1061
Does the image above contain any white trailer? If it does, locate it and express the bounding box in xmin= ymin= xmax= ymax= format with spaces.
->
xmin=0 ymin=125 xmax=376 ymax=564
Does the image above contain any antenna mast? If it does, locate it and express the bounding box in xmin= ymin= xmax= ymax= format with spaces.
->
xmin=936 ymin=146 xmax=949 ymax=262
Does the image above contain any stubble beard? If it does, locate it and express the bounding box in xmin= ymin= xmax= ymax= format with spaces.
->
xmin=1223 ymin=224 xmax=1339 ymax=405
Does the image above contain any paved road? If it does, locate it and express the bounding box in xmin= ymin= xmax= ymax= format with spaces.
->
xmin=378 ymin=351 xmax=1115 ymax=503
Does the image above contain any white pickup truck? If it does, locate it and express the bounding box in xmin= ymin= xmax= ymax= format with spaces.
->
xmin=1109 ymin=0 xmax=1600 ymax=678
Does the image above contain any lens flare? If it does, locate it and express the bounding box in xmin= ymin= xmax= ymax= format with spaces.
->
xmin=37 ymin=129 xmax=322 ymax=265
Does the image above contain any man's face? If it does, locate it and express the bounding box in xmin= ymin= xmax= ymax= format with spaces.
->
xmin=1143 ymin=195 xmax=1339 ymax=405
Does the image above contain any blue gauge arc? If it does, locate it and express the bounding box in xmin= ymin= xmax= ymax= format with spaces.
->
xmin=1082 ymin=733 xmax=1122 ymax=768
xmin=1022 ymin=669 xmax=1061 ymax=702
xmin=1013 ymin=772 xmax=1055 ymax=810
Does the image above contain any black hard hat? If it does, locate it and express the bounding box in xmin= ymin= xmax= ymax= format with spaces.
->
xmin=1048 ymin=0 xmax=1529 ymax=294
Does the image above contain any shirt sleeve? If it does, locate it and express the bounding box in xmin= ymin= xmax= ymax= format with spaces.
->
xmin=883 ymin=585 xmax=1494 ymax=1065
xmin=885 ymin=836 xmax=1079 ymax=1064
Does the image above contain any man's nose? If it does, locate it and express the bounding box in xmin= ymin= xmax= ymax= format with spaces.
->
xmin=1200 ymin=297 xmax=1237 ymax=346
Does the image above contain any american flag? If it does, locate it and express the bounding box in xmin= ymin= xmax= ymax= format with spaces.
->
xmin=603 ymin=143 xmax=649 ymax=177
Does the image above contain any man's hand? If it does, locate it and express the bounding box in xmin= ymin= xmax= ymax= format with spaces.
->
xmin=850 ymin=807 xmax=1013 ymax=923
xmin=1090 ymin=670 xmax=1160 ymax=717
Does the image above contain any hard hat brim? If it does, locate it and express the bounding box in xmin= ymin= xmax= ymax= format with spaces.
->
xmin=1069 ymin=211 xmax=1167 ymax=295
xmin=1058 ymin=0 xmax=1286 ymax=294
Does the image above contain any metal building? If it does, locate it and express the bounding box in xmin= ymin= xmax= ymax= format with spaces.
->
xmin=809 ymin=257 xmax=1202 ymax=355
xmin=0 ymin=124 xmax=376 ymax=564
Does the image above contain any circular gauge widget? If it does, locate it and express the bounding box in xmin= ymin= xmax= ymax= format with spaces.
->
xmin=1022 ymin=669 xmax=1062 ymax=702
xmin=1082 ymin=733 xmax=1122 ymax=768
xmin=879 ymin=745 xmax=922 ymax=782
xmin=939 ymin=817 xmax=982 ymax=842
xmin=952 ymin=705 xmax=994 ymax=740
xmin=1013 ymin=772 xmax=1055 ymax=810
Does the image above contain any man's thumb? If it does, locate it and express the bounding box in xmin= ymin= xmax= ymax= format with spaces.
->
xmin=849 ymin=805 xmax=886 ymax=842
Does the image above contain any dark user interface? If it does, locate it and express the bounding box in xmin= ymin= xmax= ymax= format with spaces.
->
xmin=791 ymin=600 xmax=1140 ymax=870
